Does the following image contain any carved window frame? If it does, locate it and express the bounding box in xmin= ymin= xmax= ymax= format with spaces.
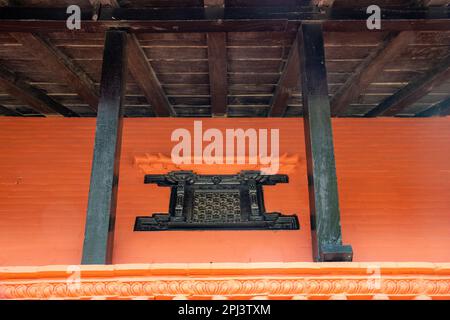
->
xmin=134 ymin=170 xmax=299 ymax=231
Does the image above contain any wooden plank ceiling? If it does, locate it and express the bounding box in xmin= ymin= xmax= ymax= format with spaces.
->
xmin=0 ymin=0 xmax=450 ymax=117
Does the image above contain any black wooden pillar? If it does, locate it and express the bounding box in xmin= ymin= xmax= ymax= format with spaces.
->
xmin=81 ymin=30 xmax=127 ymax=264
xmin=298 ymin=23 xmax=353 ymax=262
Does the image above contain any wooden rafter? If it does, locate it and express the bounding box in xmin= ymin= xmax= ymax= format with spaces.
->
xmin=0 ymin=104 xmax=22 ymax=116
xmin=331 ymin=31 xmax=416 ymax=116
xmin=127 ymin=33 xmax=175 ymax=117
xmin=269 ymin=37 xmax=299 ymax=117
xmin=11 ymin=33 xmax=99 ymax=111
xmin=207 ymin=32 xmax=228 ymax=116
xmin=312 ymin=0 xmax=335 ymax=6
xmin=422 ymin=0 xmax=450 ymax=6
xmin=415 ymin=96 xmax=450 ymax=116
xmin=0 ymin=64 xmax=78 ymax=117
xmin=366 ymin=54 xmax=450 ymax=117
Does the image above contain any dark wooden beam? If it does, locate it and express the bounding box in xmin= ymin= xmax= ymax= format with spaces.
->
xmin=81 ymin=30 xmax=127 ymax=265
xmin=1 ymin=7 xmax=450 ymax=32
xmin=331 ymin=31 xmax=416 ymax=116
xmin=0 ymin=64 xmax=78 ymax=117
xmin=299 ymin=23 xmax=352 ymax=262
xmin=415 ymin=96 xmax=450 ymax=116
xmin=204 ymin=0 xmax=227 ymax=116
xmin=11 ymin=33 xmax=99 ymax=112
xmin=269 ymin=37 xmax=299 ymax=117
xmin=207 ymin=32 xmax=228 ymax=116
xmin=127 ymin=33 xmax=175 ymax=117
xmin=366 ymin=54 xmax=450 ymax=117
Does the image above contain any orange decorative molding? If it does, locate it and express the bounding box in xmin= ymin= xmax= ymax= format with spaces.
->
xmin=1 ymin=262 xmax=450 ymax=300
xmin=133 ymin=153 xmax=300 ymax=174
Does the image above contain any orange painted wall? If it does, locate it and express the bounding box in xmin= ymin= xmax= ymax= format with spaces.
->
xmin=0 ymin=117 xmax=449 ymax=266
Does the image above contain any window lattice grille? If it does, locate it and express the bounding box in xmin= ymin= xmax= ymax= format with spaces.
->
xmin=192 ymin=191 xmax=241 ymax=223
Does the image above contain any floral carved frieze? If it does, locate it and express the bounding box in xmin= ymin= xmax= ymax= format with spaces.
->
xmin=1 ymin=263 xmax=449 ymax=300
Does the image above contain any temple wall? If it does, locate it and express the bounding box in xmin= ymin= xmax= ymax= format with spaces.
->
xmin=0 ymin=117 xmax=449 ymax=266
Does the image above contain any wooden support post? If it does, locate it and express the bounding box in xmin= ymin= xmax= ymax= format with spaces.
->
xmin=81 ymin=30 xmax=127 ymax=265
xmin=299 ymin=23 xmax=353 ymax=262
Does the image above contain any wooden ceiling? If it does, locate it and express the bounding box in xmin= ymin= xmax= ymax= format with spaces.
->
xmin=0 ymin=0 xmax=450 ymax=117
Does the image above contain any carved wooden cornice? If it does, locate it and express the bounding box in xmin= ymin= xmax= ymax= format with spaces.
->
xmin=1 ymin=263 xmax=449 ymax=300
xmin=133 ymin=153 xmax=300 ymax=175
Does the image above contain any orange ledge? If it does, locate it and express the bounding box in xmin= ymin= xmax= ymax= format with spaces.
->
xmin=1 ymin=262 xmax=450 ymax=300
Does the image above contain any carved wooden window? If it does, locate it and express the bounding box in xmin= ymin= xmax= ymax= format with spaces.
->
xmin=134 ymin=170 xmax=299 ymax=231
